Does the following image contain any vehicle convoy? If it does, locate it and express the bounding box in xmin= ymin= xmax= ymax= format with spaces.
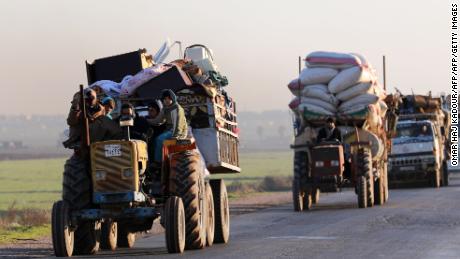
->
xmin=388 ymin=93 xmax=451 ymax=188
xmin=288 ymin=51 xmax=398 ymax=210
xmin=52 ymin=45 xmax=240 ymax=257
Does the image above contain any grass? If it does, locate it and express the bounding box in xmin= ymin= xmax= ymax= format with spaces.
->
xmin=0 ymin=225 xmax=50 ymax=245
xmin=0 ymin=151 xmax=293 ymax=211
xmin=213 ymin=151 xmax=292 ymax=184
xmin=0 ymin=204 xmax=51 ymax=245
xmin=0 ymin=159 xmax=64 ymax=210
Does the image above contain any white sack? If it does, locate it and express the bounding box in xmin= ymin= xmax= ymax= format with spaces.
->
xmin=350 ymin=53 xmax=369 ymax=68
xmin=299 ymin=103 xmax=334 ymax=116
xmin=287 ymin=78 xmax=302 ymax=96
xmin=301 ymin=84 xmax=338 ymax=105
xmin=335 ymin=82 xmax=373 ymax=101
xmin=301 ymin=97 xmax=337 ymax=113
xmin=299 ymin=67 xmax=338 ymax=85
xmin=306 ymin=51 xmax=362 ymax=69
xmin=339 ymin=93 xmax=379 ymax=112
xmin=340 ymin=104 xmax=370 ymax=115
xmin=289 ymin=97 xmax=301 ymax=110
xmin=328 ymin=66 xmax=373 ymax=94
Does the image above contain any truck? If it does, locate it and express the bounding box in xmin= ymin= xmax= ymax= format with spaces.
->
xmin=388 ymin=93 xmax=450 ymax=188
xmin=51 ymin=46 xmax=239 ymax=257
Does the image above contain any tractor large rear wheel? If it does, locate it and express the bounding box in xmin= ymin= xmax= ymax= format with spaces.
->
xmin=62 ymin=156 xmax=100 ymax=255
xmin=210 ymin=179 xmax=230 ymax=244
xmin=357 ymin=176 xmax=367 ymax=208
xmin=357 ymin=148 xmax=373 ymax=208
xmin=293 ymin=151 xmax=308 ymax=212
xmin=169 ymin=150 xmax=206 ymax=250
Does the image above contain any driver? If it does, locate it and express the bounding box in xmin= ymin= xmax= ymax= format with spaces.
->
xmin=419 ymin=125 xmax=429 ymax=136
xmin=149 ymin=89 xmax=188 ymax=163
xmin=316 ymin=117 xmax=342 ymax=143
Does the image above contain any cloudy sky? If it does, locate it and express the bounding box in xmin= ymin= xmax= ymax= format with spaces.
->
xmin=0 ymin=0 xmax=450 ymax=115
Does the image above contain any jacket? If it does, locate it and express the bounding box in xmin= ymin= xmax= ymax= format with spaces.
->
xmin=316 ymin=127 xmax=342 ymax=143
xmin=148 ymin=90 xmax=188 ymax=139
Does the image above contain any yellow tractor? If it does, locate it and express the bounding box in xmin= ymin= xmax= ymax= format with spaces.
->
xmin=52 ymin=95 xmax=230 ymax=257
xmin=52 ymin=48 xmax=238 ymax=257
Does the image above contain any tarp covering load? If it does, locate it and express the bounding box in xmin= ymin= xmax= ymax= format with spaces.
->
xmin=288 ymin=51 xmax=386 ymax=126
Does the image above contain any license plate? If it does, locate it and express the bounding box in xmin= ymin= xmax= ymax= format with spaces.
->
xmin=104 ymin=144 xmax=121 ymax=157
xmin=399 ymin=166 xmax=415 ymax=171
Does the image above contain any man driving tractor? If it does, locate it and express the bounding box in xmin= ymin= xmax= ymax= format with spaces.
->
xmin=150 ymin=89 xmax=188 ymax=164
xmin=316 ymin=117 xmax=342 ymax=143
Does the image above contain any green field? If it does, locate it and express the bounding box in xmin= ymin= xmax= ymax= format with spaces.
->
xmin=214 ymin=151 xmax=292 ymax=184
xmin=0 ymin=151 xmax=293 ymax=211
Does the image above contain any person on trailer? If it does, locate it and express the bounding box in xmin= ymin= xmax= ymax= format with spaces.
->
xmin=316 ymin=117 xmax=342 ymax=143
xmin=150 ymin=89 xmax=188 ymax=163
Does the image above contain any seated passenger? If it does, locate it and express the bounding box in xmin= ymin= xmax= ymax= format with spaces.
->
xmin=150 ymin=89 xmax=188 ymax=163
xmin=101 ymin=97 xmax=116 ymax=120
xmin=316 ymin=117 xmax=342 ymax=143
xmin=65 ymin=88 xmax=122 ymax=155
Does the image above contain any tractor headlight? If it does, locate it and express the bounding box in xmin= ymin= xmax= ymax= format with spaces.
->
xmin=315 ymin=161 xmax=324 ymax=167
xmin=122 ymin=168 xmax=134 ymax=179
xmin=331 ymin=160 xmax=339 ymax=167
xmin=95 ymin=170 xmax=106 ymax=181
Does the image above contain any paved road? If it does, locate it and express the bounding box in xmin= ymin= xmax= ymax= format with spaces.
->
xmin=82 ymin=176 xmax=460 ymax=259
xmin=5 ymin=176 xmax=460 ymax=258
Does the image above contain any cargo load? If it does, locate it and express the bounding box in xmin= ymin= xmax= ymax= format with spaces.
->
xmin=288 ymin=51 xmax=398 ymax=211
xmin=84 ymin=44 xmax=240 ymax=174
xmin=388 ymin=92 xmax=451 ymax=188
xmin=288 ymin=51 xmax=386 ymax=126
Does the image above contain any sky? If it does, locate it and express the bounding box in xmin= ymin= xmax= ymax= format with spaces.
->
xmin=0 ymin=0 xmax=451 ymax=115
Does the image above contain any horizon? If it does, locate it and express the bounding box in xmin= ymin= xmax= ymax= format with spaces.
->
xmin=0 ymin=0 xmax=450 ymax=115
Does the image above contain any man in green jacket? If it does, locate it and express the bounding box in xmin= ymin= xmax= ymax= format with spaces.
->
xmin=151 ymin=89 xmax=188 ymax=162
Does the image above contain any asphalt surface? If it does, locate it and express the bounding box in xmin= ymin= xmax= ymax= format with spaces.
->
xmin=5 ymin=176 xmax=460 ymax=259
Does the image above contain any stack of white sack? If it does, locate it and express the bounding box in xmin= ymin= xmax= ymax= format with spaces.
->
xmin=288 ymin=51 xmax=387 ymax=124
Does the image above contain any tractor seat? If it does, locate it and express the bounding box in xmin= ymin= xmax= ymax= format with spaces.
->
xmin=163 ymin=137 xmax=195 ymax=147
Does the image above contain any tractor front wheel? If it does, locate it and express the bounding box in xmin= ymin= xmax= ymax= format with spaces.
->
xmin=117 ymin=224 xmax=136 ymax=248
xmin=62 ymin=156 xmax=100 ymax=255
xmin=101 ymin=219 xmax=117 ymax=251
xmin=52 ymin=200 xmax=74 ymax=257
xmin=165 ymin=196 xmax=186 ymax=254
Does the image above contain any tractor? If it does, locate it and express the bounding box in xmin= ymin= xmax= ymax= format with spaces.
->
xmin=51 ymin=46 xmax=238 ymax=256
